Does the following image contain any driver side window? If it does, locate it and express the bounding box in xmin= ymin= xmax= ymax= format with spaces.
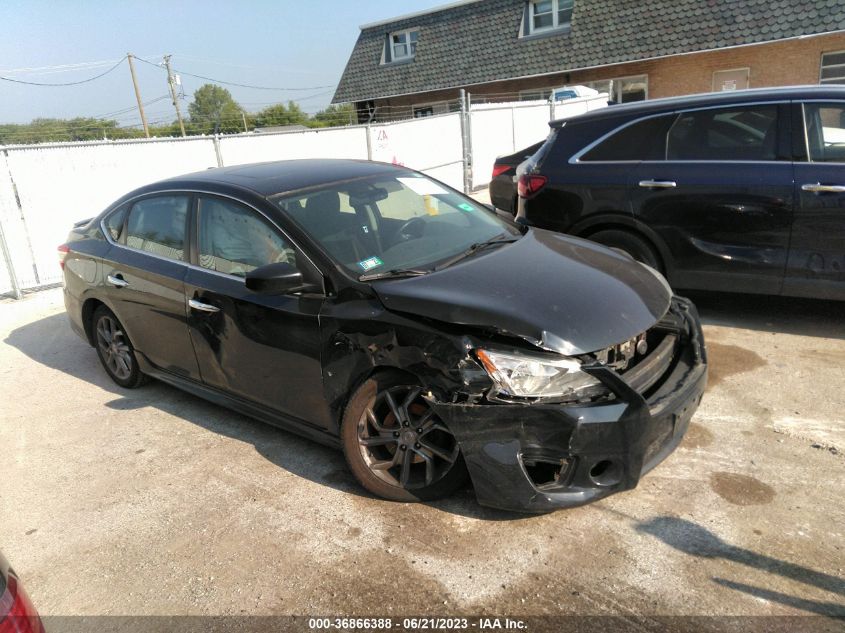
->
xmin=197 ymin=197 xmax=297 ymax=278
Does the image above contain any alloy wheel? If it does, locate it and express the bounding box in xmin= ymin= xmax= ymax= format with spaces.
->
xmin=96 ymin=315 xmax=133 ymax=381
xmin=356 ymin=386 xmax=460 ymax=490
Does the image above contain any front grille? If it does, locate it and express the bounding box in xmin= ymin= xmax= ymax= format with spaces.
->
xmin=620 ymin=333 xmax=678 ymax=395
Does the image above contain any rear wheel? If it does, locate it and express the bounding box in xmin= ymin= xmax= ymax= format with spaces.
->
xmin=341 ymin=373 xmax=467 ymax=502
xmin=588 ymin=229 xmax=662 ymax=272
xmin=92 ymin=306 xmax=146 ymax=388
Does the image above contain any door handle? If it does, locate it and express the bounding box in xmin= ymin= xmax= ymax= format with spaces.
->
xmin=106 ymin=274 xmax=128 ymax=288
xmin=188 ymin=298 xmax=220 ymax=313
xmin=801 ymin=183 xmax=845 ymax=193
xmin=639 ymin=180 xmax=677 ymax=189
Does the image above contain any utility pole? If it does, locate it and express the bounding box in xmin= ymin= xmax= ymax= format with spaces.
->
xmin=164 ymin=55 xmax=187 ymax=137
xmin=242 ymin=112 xmax=248 ymax=133
xmin=127 ymin=54 xmax=150 ymax=138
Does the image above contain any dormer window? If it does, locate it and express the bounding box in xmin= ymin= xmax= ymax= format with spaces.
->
xmin=385 ymin=28 xmax=419 ymax=63
xmin=529 ymin=0 xmax=573 ymax=34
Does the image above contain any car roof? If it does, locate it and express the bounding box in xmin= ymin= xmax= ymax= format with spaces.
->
xmin=159 ymin=159 xmax=409 ymax=196
xmin=551 ymin=85 xmax=845 ymax=128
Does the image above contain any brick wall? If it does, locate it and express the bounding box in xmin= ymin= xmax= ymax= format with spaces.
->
xmin=370 ymin=31 xmax=845 ymax=117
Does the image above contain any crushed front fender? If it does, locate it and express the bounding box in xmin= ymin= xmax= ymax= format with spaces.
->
xmin=429 ymin=297 xmax=707 ymax=513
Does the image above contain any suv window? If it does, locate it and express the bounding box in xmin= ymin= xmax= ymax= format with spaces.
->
xmin=125 ymin=196 xmax=189 ymax=261
xmin=667 ymin=105 xmax=779 ymax=161
xmin=198 ymin=197 xmax=296 ymax=277
xmin=580 ymin=115 xmax=676 ymax=161
xmin=803 ymin=102 xmax=845 ymax=163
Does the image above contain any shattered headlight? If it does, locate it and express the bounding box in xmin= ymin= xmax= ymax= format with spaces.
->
xmin=476 ymin=349 xmax=607 ymax=400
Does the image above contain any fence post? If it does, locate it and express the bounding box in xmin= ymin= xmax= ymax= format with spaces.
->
xmin=212 ymin=134 xmax=224 ymax=167
xmin=0 ymin=217 xmax=21 ymax=299
xmin=459 ymin=89 xmax=472 ymax=194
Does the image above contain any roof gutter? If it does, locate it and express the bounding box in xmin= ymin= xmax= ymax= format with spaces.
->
xmin=359 ymin=0 xmax=485 ymax=30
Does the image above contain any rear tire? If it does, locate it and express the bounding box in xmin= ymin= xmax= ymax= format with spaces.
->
xmin=588 ymin=229 xmax=662 ymax=272
xmin=341 ymin=372 xmax=468 ymax=502
xmin=92 ymin=306 xmax=147 ymax=389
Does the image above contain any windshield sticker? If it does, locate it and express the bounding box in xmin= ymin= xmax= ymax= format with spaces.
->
xmin=424 ymin=194 xmax=439 ymax=216
xmin=457 ymin=202 xmax=475 ymax=212
xmin=397 ymin=177 xmax=449 ymax=196
xmin=358 ymin=256 xmax=384 ymax=271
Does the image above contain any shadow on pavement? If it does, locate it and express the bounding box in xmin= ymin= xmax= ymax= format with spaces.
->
xmin=4 ymin=312 xmax=521 ymax=522
xmin=685 ymin=291 xmax=845 ymax=340
xmin=636 ymin=516 xmax=845 ymax=617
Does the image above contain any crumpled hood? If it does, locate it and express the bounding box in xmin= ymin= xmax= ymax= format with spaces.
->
xmin=372 ymin=229 xmax=672 ymax=355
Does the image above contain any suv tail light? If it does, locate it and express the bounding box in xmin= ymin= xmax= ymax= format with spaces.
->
xmin=491 ymin=164 xmax=510 ymax=179
xmin=517 ymin=174 xmax=547 ymax=198
xmin=57 ymin=244 xmax=69 ymax=270
xmin=0 ymin=575 xmax=45 ymax=633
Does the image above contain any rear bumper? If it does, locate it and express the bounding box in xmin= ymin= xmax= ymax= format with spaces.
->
xmin=431 ymin=297 xmax=707 ymax=513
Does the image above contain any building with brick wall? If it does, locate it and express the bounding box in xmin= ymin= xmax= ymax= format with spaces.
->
xmin=332 ymin=0 xmax=845 ymax=121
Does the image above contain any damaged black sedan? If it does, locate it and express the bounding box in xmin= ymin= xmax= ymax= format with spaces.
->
xmin=61 ymin=159 xmax=706 ymax=512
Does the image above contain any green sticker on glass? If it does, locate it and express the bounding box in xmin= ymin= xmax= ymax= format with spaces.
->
xmin=458 ymin=202 xmax=475 ymax=212
xmin=358 ymin=256 xmax=384 ymax=271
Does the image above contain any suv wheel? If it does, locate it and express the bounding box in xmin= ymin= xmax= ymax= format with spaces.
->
xmin=589 ymin=229 xmax=662 ymax=272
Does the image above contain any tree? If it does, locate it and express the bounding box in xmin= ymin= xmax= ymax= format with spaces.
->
xmin=187 ymin=84 xmax=245 ymax=134
xmin=309 ymin=104 xmax=356 ymax=128
xmin=0 ymin=117 xmax=148 ymax=144
xmin=252 ymin=101 xmax=308 ymax=129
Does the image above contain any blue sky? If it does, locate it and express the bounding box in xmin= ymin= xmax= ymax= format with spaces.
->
xmin=0 ymin=0 xmax=448 ymax=125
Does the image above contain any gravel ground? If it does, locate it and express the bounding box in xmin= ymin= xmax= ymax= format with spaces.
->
xmin=1 ymin=283 xmax=843 ymax=623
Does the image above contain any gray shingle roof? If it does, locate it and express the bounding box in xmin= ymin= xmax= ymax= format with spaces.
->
xmin=332 ymin=0 xmax=845 ymax=103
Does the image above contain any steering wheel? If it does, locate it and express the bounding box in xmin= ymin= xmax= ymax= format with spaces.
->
xmin=394 ymin=216 xmax=427 ymax=244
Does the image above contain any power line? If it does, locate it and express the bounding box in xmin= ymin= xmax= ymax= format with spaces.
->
xmin=0 ymin=57 xmax=126 ymax=75
xmin=133 ymin=55 xmax=333 ymax=92
xmin=172 ymin=54 xmax=323 ymax=75
xmin=0 ymin=57 xmax=126 ymax=86
xmin=93 ymin=95 xmax=170 ymax=120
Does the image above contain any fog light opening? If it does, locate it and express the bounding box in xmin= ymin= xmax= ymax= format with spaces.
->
xmin=589 ymin=460 xmax=622 ymax=487
xmin=523 ymin=457 xmax=571 ymax=489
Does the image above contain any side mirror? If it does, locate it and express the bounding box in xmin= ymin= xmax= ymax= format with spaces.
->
xmin=245 ymin=262 xmax=307 ymax=295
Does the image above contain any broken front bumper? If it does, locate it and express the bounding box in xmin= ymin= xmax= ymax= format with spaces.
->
xmin=431 ymin=298 xmax=707 ymax=513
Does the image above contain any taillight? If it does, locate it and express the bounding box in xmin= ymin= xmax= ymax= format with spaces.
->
xmin=517 ymin=174 xmax=548 ymax=198
xmin=57 ymin=243 xmax=69 ymax=270
xmin=0 ymin=575 xmax=45 ymax=633
xmin=491 ymin=164 xmax=511 ymax=179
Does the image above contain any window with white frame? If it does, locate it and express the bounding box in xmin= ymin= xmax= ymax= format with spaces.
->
xmin=529 ymin=0 xmax=574 ymax=34
xmin=584 ymin=75 xmax=648 ymax=103
xmin=820 ymin=50 xmax=845 ymax=85
xmin=388 ymin=28 xmax=419 ymax=62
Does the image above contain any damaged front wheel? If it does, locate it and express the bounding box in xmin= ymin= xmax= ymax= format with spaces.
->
xmin=341 ymin=373 xmax=467 ymax=502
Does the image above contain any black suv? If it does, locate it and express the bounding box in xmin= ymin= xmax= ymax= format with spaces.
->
xmin=516 ymin=86 xmax=845 ymax=301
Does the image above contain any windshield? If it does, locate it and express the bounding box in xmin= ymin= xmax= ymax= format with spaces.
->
xmin=273 ymin=173 xmax=520 ymax=277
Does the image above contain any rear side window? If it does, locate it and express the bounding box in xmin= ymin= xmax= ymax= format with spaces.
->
xmin=103 ymin=204 xmax=128 ymax=241
xmin=125 ymin=195 xmax=189 ymax=261
xmin=580 ymin=115 xmax=676 ymax=161
xmin=667 ymin=105 xmax=779 ymax=161
xmin=803 ymin=102 xmax=845 ymax=163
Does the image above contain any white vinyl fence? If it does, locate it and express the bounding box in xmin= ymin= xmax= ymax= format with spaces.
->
xmin=0 ymin=94 xmax=605 ymax=297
